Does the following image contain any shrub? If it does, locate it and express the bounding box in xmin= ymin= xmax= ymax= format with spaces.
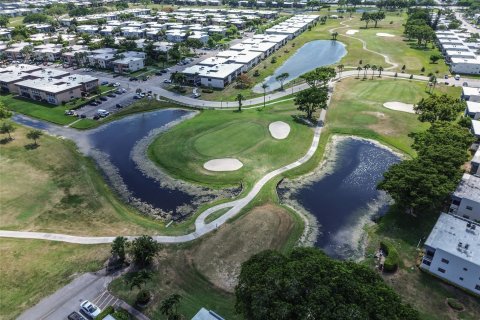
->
xmin=447 ymin=298 xmax=464 ymax=311
xmin=253 ymin=70 xmax=260 ymax=77
xmin=202 ymin=88 xmax=214 ymax=93
xmin=409 ymin=74 xmax=414 ymax=79
xmin=380 ymin=241 xmax=399 ymax=272
xmin=95 ymin=305 xmax=114 ymax=319
xmin=136 ymin=289 xmax=152 ymax=305
xmin=112 ymin=308 xmax=132 ymax=320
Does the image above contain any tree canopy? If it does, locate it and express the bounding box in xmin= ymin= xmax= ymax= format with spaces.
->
xmin=235 ymin=248 xmax=419 ymax=320
xmin=300 ymin=66 xmax=336 ymax=89
xmin=294 ymin=87 xmax=328 ymax=119
xmin=413 ymin=94 xmax=466 ymax=123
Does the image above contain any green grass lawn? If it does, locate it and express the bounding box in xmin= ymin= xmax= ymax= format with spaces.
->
xmin=0 ymin=239 xmax=109 ymax=320
xmin=8 ymin=16 xmax=24 ymax=27
xmin=148 ymin=100 xmax=314 ymax=190
xmin=326 ymin=77 xmax=461 ymax=156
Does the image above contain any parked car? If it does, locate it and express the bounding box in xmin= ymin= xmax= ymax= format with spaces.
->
xmin=80 ymin=114 xmax=87 ymax=119
xmin=129 ymin=77 xmax=138 ymax=81
xmin=107 ymin=93 xmax=116 ymax=98
xmin=116 ymin=103 xmax=124 ymax=108
xmin=101 ymin=81 xmax=109 ymax=85
xmin=444 ymin=75 xmax=449 ymax=79
xmin=99 ymin=96 xmax=108 ymax=101
xmin=121 ymin=88 xmax=127 ymax=93
xmin=97 ymin=109 xmax=110 ymax=117
xmin=89 ymin=101 xmax=98 ymax=106
xmin=80 ymin=300 xmax=101 ymax=319
xmin=155 ymin=71 xmax=163 ymax=76
xmin=142 ymin=76 xmax=148 ymax=81
xmin=67 ymin=311 xmax=86 ymax=320
xmin=113 ymin=82 xmax=120 ymax=87
xmin=163 ymin=79 xmax=172 ymax=84
xmin=115 ymin=89 xmax=122 ymax=94
xmin=134 ymin=95 xmax=141 ymax=99
xmin=64 ymin=110 xmax=76 ymax=116
xmin=454 ymin=74 xmax=460 ymax=80
xmin=93 ymin=114 xmax=100 ymax=120
xmin=463 ymin=82 xmax=469 ymax=87
xmin=193 ymin=93 xmax=201 ymax=98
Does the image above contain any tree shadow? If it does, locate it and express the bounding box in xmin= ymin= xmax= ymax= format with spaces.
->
xmin=0 ymin=137 xmax=12 ymax=144
xmin=24 ymin=143 xmax=39 ymax=150
xmin=291 ymin=115 xmax=316 ymax=127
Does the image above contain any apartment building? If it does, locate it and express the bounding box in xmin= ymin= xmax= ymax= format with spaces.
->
xmin=450 ymin=174 xmax=480 ymax=222
xmin=420 ymin=213 xmax=480 ymax=296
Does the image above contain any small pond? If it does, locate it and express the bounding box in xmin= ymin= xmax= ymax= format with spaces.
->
xmin=253 ymin=40 xmax=347 ymax=93
xmin=278 ymin=137 xmax=400 ymax=260
xmin=13 ymin=110 xmax=237 ymax=220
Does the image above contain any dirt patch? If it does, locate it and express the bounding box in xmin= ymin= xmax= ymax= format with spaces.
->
xmin=363 ymin=111 xmax=397 ymax=136
xmin=190 ymin=203 xmax=295 ymax=292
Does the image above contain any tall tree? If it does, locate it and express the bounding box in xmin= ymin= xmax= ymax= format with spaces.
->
xmin=294 ymin=87 xmax=329 ymax=119
xmin=0 ymin=122 xmax=15 ymax=140
xmin=130 ymin=235 xmax=158 ymax=268
xmin=275 ymin=72 xmax=289 ymax=90
xmin=261 ymin=83 xmax=269 ymax=109
xmin=26 ymin=129 xmax=43 ymax=146
xmin=111 ymin=236 xmax=128 ymax=263
xmin=236 ymin=93 xmax=244 ymax=112
xmin=160 ymin=293 xmax=183 ymax=320
xmin=301 ymin=67 xmax=336 ymax=89
xmin=235 ymin=248 xmax=419 ymax=320
xmin=413 ymin=94 xmax=466 ymax=123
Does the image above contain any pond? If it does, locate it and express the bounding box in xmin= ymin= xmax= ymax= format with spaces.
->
xmin=253 ymin=40 xmax=347 ymax=93
xmin=278 ymin=137 xmax=400 ymax=260
xmin=13 ymin=110 xmax=239 ymax=221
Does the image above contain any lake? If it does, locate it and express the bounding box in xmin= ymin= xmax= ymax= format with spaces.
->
xmin=253 ymin=40 xmax=347 ymax=93
xmin=13 ymin=110 xmax=239 ymax=221
xmin=278 ymin=137 xmax=400 ymax=259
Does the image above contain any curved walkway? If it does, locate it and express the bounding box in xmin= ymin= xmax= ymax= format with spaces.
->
xmin=0 ymin=71 xmax=435 ymax=244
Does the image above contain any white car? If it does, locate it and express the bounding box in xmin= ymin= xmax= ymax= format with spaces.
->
xmin=80 ymin=300 xmax=101 ymax=319
xmin=113 ymin=82 xmax=120 ymax=87
xmin=163 ymin=79 xmax=172 ymax=84
xmin=97 ymin=109 xmax=110 ymax=117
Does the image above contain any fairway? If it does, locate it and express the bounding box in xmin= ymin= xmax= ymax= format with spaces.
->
xmin=193 ymin=121 xmax=266 ymax=157
xmin=327 ymin=78 xmax=461 ymax=156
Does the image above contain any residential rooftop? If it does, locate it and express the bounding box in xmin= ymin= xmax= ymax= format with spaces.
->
xmin=425 ymin=213 xmax=480 ymax=264
xmin=453 ymin=173 xmax=480 ymax=203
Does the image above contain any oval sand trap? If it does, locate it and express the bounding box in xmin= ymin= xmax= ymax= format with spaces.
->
xmin=346 ymin=29 xmax=359 ymax=35
xmin=204 ymin=158 xmax=243 ymax=172
xmin=383 ymin=101 xmax=415 ymax=114
xmin=269 ymin=121 xmax=291 ymax=140
xmin=376 ymin=32 xmax=395 ymax=37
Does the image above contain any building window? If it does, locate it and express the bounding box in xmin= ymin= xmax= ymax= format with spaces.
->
xmin=441 ymin=258 xmax=449 ymax=264
xmin=466 ymin=206 xmax=473 ymax=211
xmin=438 ymin=268 xmax=446 ymax=274
xmin=476 ymin=285 xmax=480 ymax=291
xmin=459 ymin=277 xmax=464 ymax=281
xmin=463 ymin=267 xmax=468 ymax=271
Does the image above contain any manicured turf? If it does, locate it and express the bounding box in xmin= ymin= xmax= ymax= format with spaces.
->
xmin=0 ymin=239 xmax=109 ymax=320
xmin=326 ymin=77 xmax=461 ymax=156
xmin=148 ymin=101 xmax=314 ymax=190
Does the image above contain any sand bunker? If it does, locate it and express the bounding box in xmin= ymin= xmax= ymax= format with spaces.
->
xmin=269 ymin=121 xmax=291 ymax=140
xmin=376 ymin=33 xmax=395 ymax=37
xmin=204 ymin=158 xmax=243 ymax=172
xmin=346 ymin=29 xmax=359 ymax=35
xmin=383 ymin=101 xmax=415 ymax=114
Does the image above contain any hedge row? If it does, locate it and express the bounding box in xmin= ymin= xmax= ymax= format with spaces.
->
xmin=380 ymin=241 xmax=399 ymax=272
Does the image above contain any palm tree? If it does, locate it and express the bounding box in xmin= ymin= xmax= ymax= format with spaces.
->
xmin=371 ymin=65 xmax=377 ymax=79
xmin=125 ymin=270 xmax=152 ymax=290
xmin=261 ymin=83 xmax=269 ymax=109
xmin=337 ymin=64 xmax=344 ymax=79
xmin=363 ymin=64 xmax=370 ymax=79
xmin=378 ymin=66 xmax=384 ymax=77
xmin=356 ymin=66 xmax=362 ymax=78
xmin=160 ymin=293 xmax=183 ymax=319
xmin=26 ymin=129 xmax=42 ymax=146
xmin=236 ymin=93 xmax=244 ymax=112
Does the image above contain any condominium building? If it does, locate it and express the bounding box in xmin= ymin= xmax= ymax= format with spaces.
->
xmin=450 ymin=174 xmax=480 ymax=222
xmin=420 ymin=213 xmax=480 ymax=296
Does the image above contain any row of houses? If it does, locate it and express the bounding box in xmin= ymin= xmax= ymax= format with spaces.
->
xmin=181 ymin=14 xmax=319 ymax=88
xmin=436 ymin=30 xmax=480 ymax=75
xmin=419 ymin=88 xmax=480 ymax=296
xmin=0 ymin=63 xmax=98 ymax=105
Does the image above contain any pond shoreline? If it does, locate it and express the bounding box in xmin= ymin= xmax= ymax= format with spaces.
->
xmin=280 ymin=135 xmax=401 ymax=260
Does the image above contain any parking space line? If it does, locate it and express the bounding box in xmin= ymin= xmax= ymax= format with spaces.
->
xmin=92 ymin=290 xmax=107 ymax=304
xmin=96 ymin=293 xmax=111 ymax=308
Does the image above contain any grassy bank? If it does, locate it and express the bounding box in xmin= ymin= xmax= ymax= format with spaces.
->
xmin=0 ymin=239 xmax=109 ymax=320
xmin=110 ymin=203 xmax=302 ymax=319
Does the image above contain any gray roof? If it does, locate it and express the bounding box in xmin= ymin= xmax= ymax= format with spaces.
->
xmin=425 ymin=213 xmax=480 ymax=264
xmin=192 ymin=308 xmax=224 ymax=320
xmin=453 ymin=173 xmax=480 ymax=203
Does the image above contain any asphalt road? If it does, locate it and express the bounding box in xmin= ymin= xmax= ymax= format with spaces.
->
xmin=17 ymin=271 xmax=114 ymax=320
